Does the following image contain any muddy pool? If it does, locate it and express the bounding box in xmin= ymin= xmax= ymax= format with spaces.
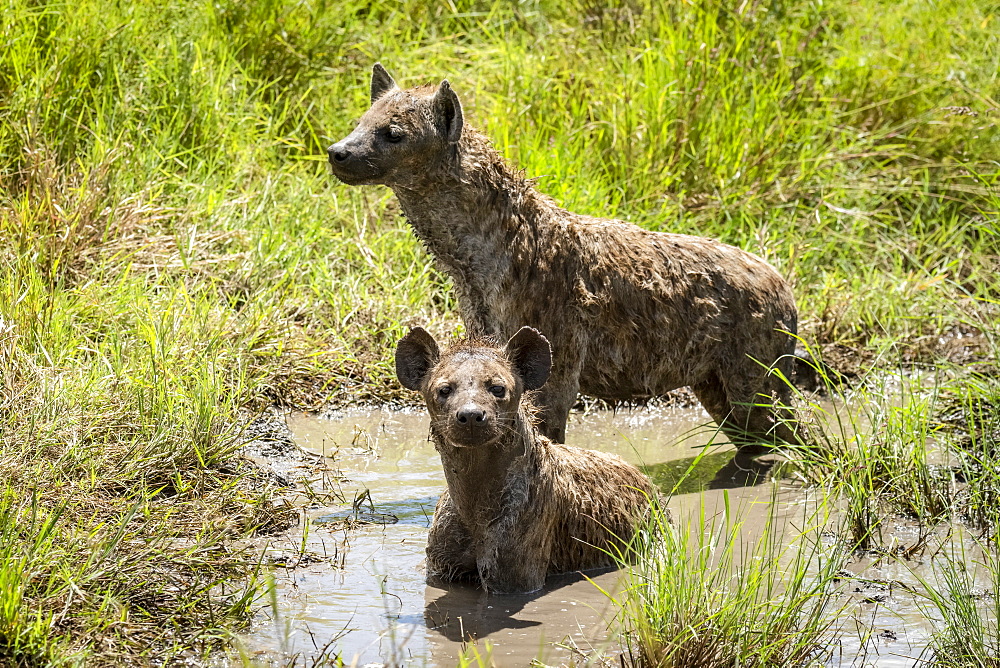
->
xmin=237 ymin=401 xmax=984 ymax=667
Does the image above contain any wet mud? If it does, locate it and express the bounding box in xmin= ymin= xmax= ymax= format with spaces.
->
xmin=237 ymin=401 xmax=992 ymax=667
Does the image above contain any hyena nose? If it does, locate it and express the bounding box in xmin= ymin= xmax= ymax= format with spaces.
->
xmin=456 ymin=406 xmax=487 ymax=426
xmin=328 ymin=142 xmax=351 ymax=163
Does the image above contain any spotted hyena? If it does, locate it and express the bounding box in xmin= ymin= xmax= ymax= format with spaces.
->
xmin=333 ymin=64 xmax=801 ymax=449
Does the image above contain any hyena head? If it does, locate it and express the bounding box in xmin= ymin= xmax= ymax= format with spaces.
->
xmin=328 ymin=64 xmax=464 ymax=188
xmin=395 ymin=327 xmax=551 ymax=449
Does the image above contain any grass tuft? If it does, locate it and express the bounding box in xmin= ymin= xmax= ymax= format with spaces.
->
xmin=913 ymin=529 xmax=1000 ymax=666
xmin=619 ymin=492 xmax=844 ymax=667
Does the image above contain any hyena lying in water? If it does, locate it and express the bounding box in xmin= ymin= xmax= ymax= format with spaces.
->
xmin=395 ymin=326 xmax=655 ymax=594
xmin=332 ymin=64 xmax=803 ymax=449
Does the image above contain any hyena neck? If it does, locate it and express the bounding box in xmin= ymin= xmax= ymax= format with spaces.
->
xmin=391 ymin=129 xmax=558 ymax=335
xmin=433 ymin=407 xmax=540 ymax=526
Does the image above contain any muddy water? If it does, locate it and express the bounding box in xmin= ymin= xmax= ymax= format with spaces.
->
xmin=239 ymin=402 xmax=962 ymax=667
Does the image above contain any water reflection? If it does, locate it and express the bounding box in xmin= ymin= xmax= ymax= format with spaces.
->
xmin=641 ymin=449 xmax=778 ymax=494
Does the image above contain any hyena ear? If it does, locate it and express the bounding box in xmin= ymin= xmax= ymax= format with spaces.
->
xmin=505 ymin=327 xmax=551 ymax=391
xmin=371 ymin=63 xmax=398 ymax=104
xmin=433 ymin=80 xmax=464 ymax=144
xmin=395 ymin=327 xmax=440 ymax=391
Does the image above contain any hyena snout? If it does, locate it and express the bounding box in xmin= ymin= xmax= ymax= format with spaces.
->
xmin=444 ymin=394 xmax=497 ymax=446
xmin=455 ymin=403 xmax=487 ymax=426
xmin=327 ymin=141 xmax=352 ymax=164
xmin=327 ymin=136 xmax=382 ymax=185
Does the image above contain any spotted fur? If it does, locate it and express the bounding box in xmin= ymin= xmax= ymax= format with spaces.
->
xmin=395 ymin=326 xmax=655 ymax=594
xmin=331 ymin=64 xmax=801 ymax=447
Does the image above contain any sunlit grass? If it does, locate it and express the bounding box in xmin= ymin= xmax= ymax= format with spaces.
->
xmin=794 ymin=366 xmax=956 ymax=547
xmin=619 ymin=492 xmax=844 ymax=667
xmin=1 ymin=0 xmax=998 ymax=662
xmin=912 ymin=529 xmax=1000 ymax=666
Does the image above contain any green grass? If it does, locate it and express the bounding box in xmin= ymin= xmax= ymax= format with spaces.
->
xmin=786 ymin=345 xmax=1000 ymax=547
xmin=793 ymin=363 xmax=956 ymax=549
xmin=1 ymin=0 xmax=998 ymax=662
xmin=618 ymin=492 xmax=844 ymax=667
xmin=949 ymin=373 xmax=1000 ymax=531
xmin=913 ymin=529 xmax=1000 ymax=666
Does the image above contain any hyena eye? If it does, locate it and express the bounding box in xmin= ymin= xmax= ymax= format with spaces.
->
xmin=489 ymin=385 xmax=506 ymax=398
xmin=438 ymin=385 xmax=452 ymax=398
xmin=387 ymin=126 xmax=404 ymax=143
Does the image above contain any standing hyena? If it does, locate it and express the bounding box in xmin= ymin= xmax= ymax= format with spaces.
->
xmin=395 ymin=325 xmax=655 ymax=594
xmin=329 ymin=64 xmax=802 ymax=448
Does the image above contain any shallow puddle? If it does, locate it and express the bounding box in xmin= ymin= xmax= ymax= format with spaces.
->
xmin=240 ymin=404 xmax=768 ymax=665
xmin=238 ymin=401 xmax=978 ymax=667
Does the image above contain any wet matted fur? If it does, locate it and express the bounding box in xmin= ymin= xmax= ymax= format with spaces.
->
xmin=395 ymin=326 xmax=655 ymax=594
xmin=331 ymin=64 xmax=801 ymax=448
